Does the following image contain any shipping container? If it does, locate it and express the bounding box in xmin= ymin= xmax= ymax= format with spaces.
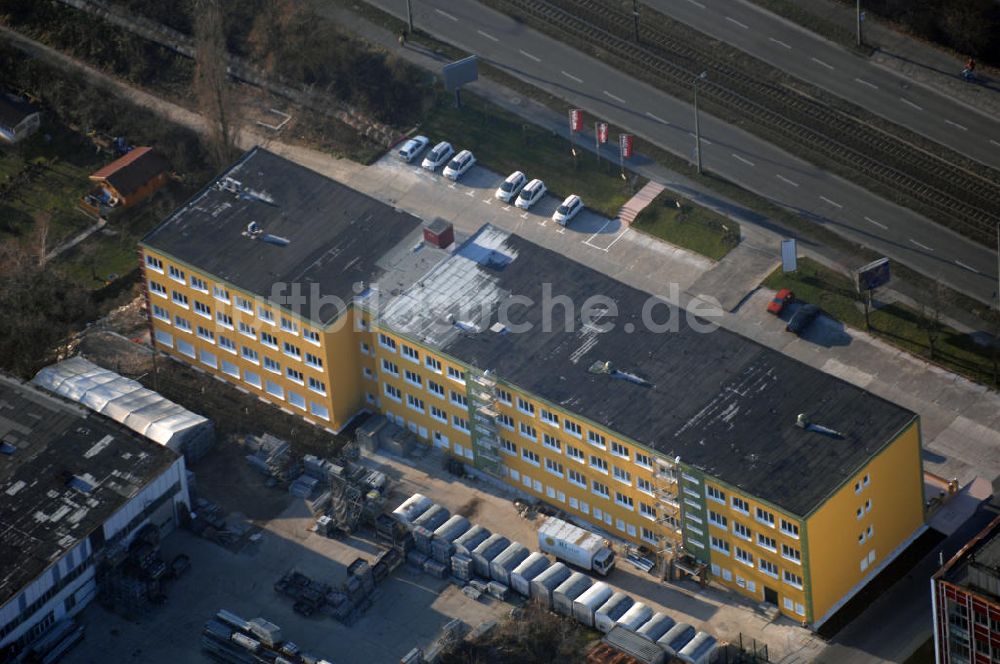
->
xmin=433 ymin=515 xmax=471 ymax=543
xmin=678 ymin=632 xmax=717 ymax=664
xmin=413 ymin=504 xmax=450 ymax=531
xmin=489 ymin=542 xmax=530 ymax=585
xmin=636 ymin=613 xmax=675 ymax=641
xmin=454 ymin=525 xmax=491 ymax=556
xmin=392 ymin=494 xmax=432 ymax=526
xmin=471 ymin=534 xmax=510 ymax=578
xmin=658 ymin=622 xmax=696 ymax=656
xmin=572 ymin=581 xmax=614 ymax=627
xmin=618 ymin=602 xmax=653 ymax=632
xmin=594 ymin=592 xmax=634 ymax=633
xmin=510 ymin=553 xmax=550 ymax=597
xmin=552 ymin=572 xmax=592 ymax=616
xmin=530 ymin=562 xmax=572 ymax=607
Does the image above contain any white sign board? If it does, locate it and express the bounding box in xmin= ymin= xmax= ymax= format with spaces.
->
xmin=781 ymin=239 xmax=797 ymax=273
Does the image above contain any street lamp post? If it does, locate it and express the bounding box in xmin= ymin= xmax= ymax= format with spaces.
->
xmin=694 ymin=71 xmax=707 ymax=174
xmin=406 ymin=0 xmax=414 ymax=33
xmin=633 ymin=0 xmax=640 ymax=43
xmin=856 ymin=0 xmax=862 ymax=47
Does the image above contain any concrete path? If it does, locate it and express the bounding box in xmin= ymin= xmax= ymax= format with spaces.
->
xmin=618 ymin=180 xmax=666 ymax=226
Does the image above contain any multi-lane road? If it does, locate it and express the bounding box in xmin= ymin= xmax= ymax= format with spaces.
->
xmin=367 ymin=0 xmax=1000 ymax=304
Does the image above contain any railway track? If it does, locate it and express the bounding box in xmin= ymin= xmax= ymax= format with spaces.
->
xmin=491 ymin=0 xmax=1000 ymax=245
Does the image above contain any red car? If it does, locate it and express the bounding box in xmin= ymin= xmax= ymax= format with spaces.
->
xmin=767 ymin=288 xmax=795 ymax=315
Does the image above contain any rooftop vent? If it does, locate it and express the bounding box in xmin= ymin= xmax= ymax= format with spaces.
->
xmin=587 ymin=360 xmax=653 ymax=388
xmin=795 ymin=413 xmax=844 ymax=439
xmin=242 ymin=221 xmax=290 ymax=247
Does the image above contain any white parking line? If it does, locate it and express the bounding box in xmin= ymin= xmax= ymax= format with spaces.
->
xmin=955 ymin=260 xmax=979 ymax=274
xmin=864 ymin=216 xmax=887 ymax=229
xmin=520 ymin=212 xmax=529 ymax=219
xmin=435 ymin=8 xmax=458 ymax=21
xmin=562 ymin=71 xmax=583 ymax=84
xmin=448 ymin=183 xmax=457 ymax=189
xmin=645 ymin=111 xmax=669 ymax=125
xmin=731 ymin=153 xmax=755 ymax=167
xmin=775 ymin=174 xmax=799 ymax=187
xmin=685 ymin=0 xmax=705 ymax=7
xmin=900 ymin=97 xmax=923 ymax=111
xmin=944 ymin=119 xmax=968 ymax=131
xmin=477 ymin=29 xmax=499 ymax=42
xmin=482 ymin=198 xmax=493 ymax=205
xmin=769 ymin=37 xmax=792 ymax=49
xmin=819 ymin=195 xmax=842 ymax=208
xmin=855 ymin=78 xmax=879 ymax=90
xmin=465 ymin=190 xmax=475 ymax=197
xmin=909 ymin=238 xmax=934 ymax=252
xmin=811 ymin=57 xmax=834 ymax=70
xmin=519 ymin=49 xmax=541 ymax=62
xmin=726 ymin=16 xmax=749 ymax=29
xmin=585 ymin=219 xmax=614 ymax=245
xmin=502 ymin=205 xmax=512 ymax=211
xmin=604 ymin=90 xmax=627 ymax=104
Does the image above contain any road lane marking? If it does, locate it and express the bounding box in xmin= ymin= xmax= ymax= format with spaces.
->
xmin=811 ymin=57 xmax=834 ymax=70
xmin=955 ymin=260 xmax=979 ymax=274
xmin=562 ymin=70 xmax=583 ymax=84
xmin=900 ymin=97 xmax=923 ymax=111
xmin=909 ymin=238 xmax=934 ymax=252
xmin=731 ymin=153 xmax=755 ymax=166
xmin=944 ymin=119 xmax=968 ymax=131
xmin=477 ymin=29 xmax=499 ymax=42
xmin=645 ymin=111 xmax=669 ymax=125
xmin=685 ymin=0 xmax=706 ymax=7
xmin=775 ymin=174 xmax=799 ymax=187
xmin=435 ymin=8 xmax=458 ymax=21
xmin=519 ymin=49 xmax=541 ymax=62
xmin=855 ymin=78 xmax=879 ymax=90
xmin=991 ymin=139 xmax=1000 ymax=148
xmin=769 ymin=37 xmax=792 ymax=49
xmin=819 ymin=195 xmax=842 ymax=208
xmin=726 ymin=17 xmax=749 ymax=29
xmin=864 ymin=216 xmax=887 ymax=229
xmin=604 ymin=90 xmax=627 ymax=104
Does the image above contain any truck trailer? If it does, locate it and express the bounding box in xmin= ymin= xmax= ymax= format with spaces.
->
xmin=537 ymin=516 xmax=615 ymax=576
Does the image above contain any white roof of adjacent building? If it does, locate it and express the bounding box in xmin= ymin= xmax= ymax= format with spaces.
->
xmin=31 ymin=357 xmax=209 ymax=452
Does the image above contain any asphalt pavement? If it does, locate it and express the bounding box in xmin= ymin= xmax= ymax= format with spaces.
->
xmin=364 ymin=0 xmax=1000 ymax=305
xmin=642 ymin=0 xmax=1000 ymax=171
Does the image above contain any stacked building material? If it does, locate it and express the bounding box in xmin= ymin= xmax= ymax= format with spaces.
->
xmin=450 ymin=553 xmax=473 ymax=582
xmin=413 ymin=526 xmax=434 ymax=555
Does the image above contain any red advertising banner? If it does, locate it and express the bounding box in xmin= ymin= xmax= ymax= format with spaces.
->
xmin=569 ymin=108 xmax=583 ymax=132
xmin=619 ymin=133 xmax=634 ymax=158
xmin=596 ymin=122 xmax=609 ymax=144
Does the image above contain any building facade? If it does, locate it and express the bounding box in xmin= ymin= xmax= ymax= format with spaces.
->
xmin=140 ymin=148 xmax=925 ymax=628
xmin=932 ymin=513 xmax=1000 ymax=663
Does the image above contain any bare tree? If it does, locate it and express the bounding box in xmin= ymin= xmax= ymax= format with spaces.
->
xmin=194 ymin=0 xmax=240 ymax=168
xmin=919 ymin=283 xmax=944 ymax=360
xmin=34 ymin=210 xmax=51 ymax=268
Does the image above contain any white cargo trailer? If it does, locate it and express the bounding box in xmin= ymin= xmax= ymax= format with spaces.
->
xmin=510 ymin=553 xmax=549 ymax=597
xmin=489 ymin=542 xmax=530 ymax=585
xmin=636 ymin=613 xmax=675 ymax=641
xmin=471 ymin=534 xmax=510 ymax=578
xmin=392 ymin=494 xmax=432 ymax=526
xmin=618 ymin=602 xmax=653 ymax=631
xmin=678 ymin=632 xmax=717 ymax=664
xmin=530 ymin=562 xmax=571 ymax=607
xmin=572 ymin=581 xmax=613 ymax=627
xmin=552 ymin=572 xmax=592 ymax=616
xmin=594 ymin=592 xmax=634 ymax=633
xmin=658 ymin=623 xmax=696 ymax=656
xmin=537 ymin=516 xmax=615 ymax=575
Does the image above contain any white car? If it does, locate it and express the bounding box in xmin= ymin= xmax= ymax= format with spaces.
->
xmin=515 ymin=178 xmax=547 ymax=209
xmin=421 ymin=141 xmax=454 ymax=171
xmin=552 ymin=195 xmax=584 ymax=225
xmin=397 ymin=135 xmax=429 ymax=162
xmin=443 ymin=150 xmax=476 ymax=181
xmin=495 ymin=171 xmax=526 ymax=202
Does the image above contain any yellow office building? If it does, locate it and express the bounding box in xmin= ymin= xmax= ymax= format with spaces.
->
xmin=141 ymin=148 xmax=925 ymax=628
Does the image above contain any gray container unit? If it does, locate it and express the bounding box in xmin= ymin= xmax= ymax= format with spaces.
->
xmin=552 ymin=572 xmax=592 ymax=617
xmin=489 ymin=543 xmax=530 ymax=585
xmin=658 ymin=623 xmax=696 ymax=657
xmin=510 ymin=553 xmax=549 ymax=597
xmin=431 ymin=515 xmax=471 ymax=564
xmin=529 ymin=562 xmax=571 ymax=607
xmin=618 ymin=602 xmax=653 ymax=632
xmin=412 ymin=504 xmax=450 ymax=532
xmin=451 ymin=553 xmax=473 ymax=581
xmin=572 ymin=581 xmax=614 ymax=627
xmin=594 ymin=593 xmax=634 ymax=633
xmin=453 ymin=525 xmax=491 ymax=557
xmin=413 ymin=526 xmax=434 ymax=555
xmin=392 ymin=494 xmax=432 ymax=527
xmin=471 ymin=534 xmax=510 ymax=579
xmin=678 ymin=632 xmax=717 ymax=664
xmin=636 ymin=613 xmax=675 ymax=642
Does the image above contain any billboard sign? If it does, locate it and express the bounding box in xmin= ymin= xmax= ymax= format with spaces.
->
xmin=443 ymin=56 xmax=478 ymax=92
xmin=596 ymin=122 xmax=609 ymax=144
xmin=780 ymin=239 xmax=797 ymax=273
xmin=855 ymin=257 xmax=891 ymax=292
xmin=569 ymin=109 xmax=583 ymax=132
xmin=619 ymin=133 xmax=634 ymax=159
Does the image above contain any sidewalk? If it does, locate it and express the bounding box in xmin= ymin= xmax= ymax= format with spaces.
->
xmin=767 ymin=0 xmax=1000 ymax=120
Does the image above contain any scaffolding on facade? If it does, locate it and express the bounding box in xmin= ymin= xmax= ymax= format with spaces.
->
xmin=466 ymin=368 xmax=504 ymax=479
xmin=651 ymin=456 xmax=683 ymax=580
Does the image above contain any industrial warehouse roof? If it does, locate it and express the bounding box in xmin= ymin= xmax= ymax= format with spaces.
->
xmin=0 ymin=375 xmax=177 ymax=609
xmin=141 ymin=147 xmax=424 ymax=326
xmin=936 ymin=513 xmax=1000 ymax=600
xmin=375 ymin=226 xmax=917 ymax=517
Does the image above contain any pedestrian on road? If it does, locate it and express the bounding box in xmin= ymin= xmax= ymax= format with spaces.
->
xmin=962 ymin=57 xmax=976 ymax=80
xmin=399 ymin=31 xmax=407 ymax=48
